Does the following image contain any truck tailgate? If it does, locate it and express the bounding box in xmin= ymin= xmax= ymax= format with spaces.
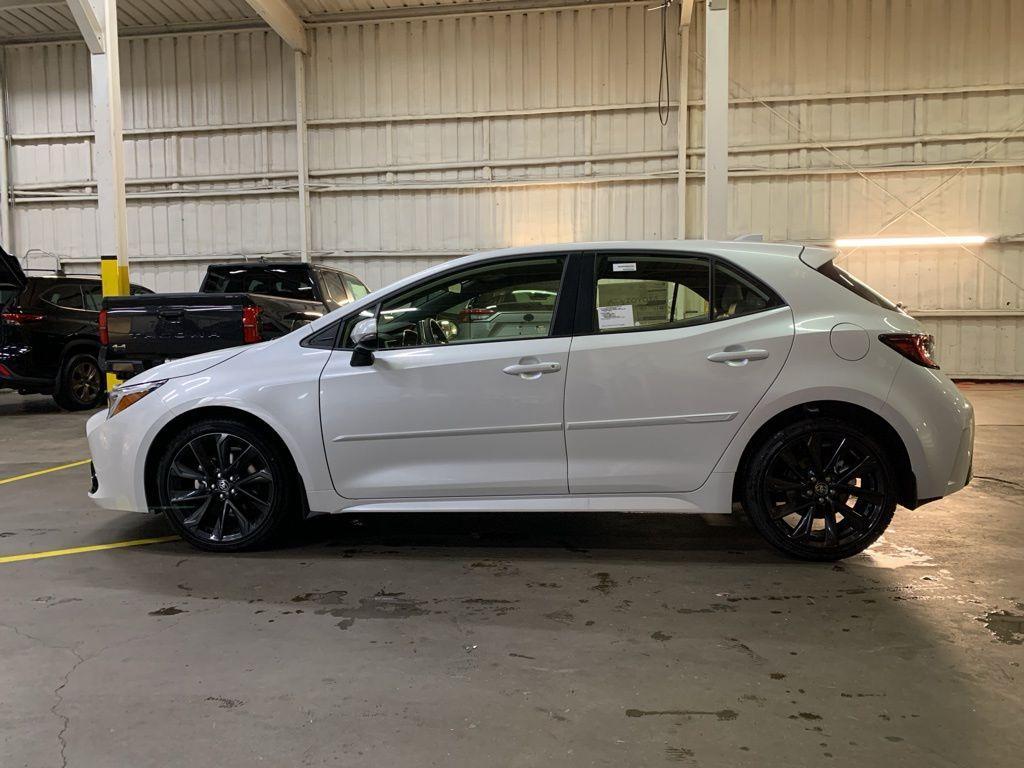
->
xmin=104 ymin=293 xmax=252 ymax=362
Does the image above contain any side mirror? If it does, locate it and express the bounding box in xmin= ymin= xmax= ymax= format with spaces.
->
xmin=349 ymin=317 xmax=377 ymax=367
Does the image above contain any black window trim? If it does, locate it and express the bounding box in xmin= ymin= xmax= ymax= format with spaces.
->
xmin=573 ymin=248 xmax=787 ymax=337
xmin=301 ymin=251 xmax=579 ymax=351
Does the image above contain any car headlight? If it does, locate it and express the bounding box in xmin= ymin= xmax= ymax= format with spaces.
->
xmin=107 ymin=380 xmax=166 ymax=419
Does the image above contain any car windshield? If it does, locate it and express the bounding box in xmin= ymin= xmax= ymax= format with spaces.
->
xmin=202 ymin=267 xmax=317 ymax=301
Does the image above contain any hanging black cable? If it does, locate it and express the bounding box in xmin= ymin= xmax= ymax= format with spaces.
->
xmin=657 ymin=1 xmax=673 ymax=126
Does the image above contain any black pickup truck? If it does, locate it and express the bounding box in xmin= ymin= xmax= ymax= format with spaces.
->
xmin=102 ymin=262 xmax=369 ymax=376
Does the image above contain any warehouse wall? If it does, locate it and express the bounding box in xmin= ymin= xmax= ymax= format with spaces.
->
xmin=2 ymin=0 xmax=1022 ymax=376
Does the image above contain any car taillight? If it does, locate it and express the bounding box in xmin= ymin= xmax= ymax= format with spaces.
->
xmin=242 ymin=305 xmax=263 ymax=344
xmin=0 ymin=311 xmax=44 ymax=325
xmin=879 ymin=333 xmax=939 ymax=369
xmin=0 ymin=363 xmax=12 ymax=378
xmin=459 ymin=308 xmax=493 ymax=322
xmin=98 ymin=309 xmax=109 ymax=345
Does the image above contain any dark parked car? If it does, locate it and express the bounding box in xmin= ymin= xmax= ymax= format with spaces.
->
xmin=101 ymin=262 xmax=369 ymax=376
xmin=0 ymin=248 xmax=152 ymax=410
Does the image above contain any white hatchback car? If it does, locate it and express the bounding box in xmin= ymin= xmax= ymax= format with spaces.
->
xmin=87 ymin=241 xmax=974 ymax=560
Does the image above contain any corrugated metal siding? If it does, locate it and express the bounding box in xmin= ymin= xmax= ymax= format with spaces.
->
xmin=2 ymin=0 xmax=1022 ymax=376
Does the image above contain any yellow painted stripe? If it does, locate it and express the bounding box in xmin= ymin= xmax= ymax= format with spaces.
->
xmin=0 ymin=535 xmax=180 ymax=564
xmin=0 ymin=459 xmax=91 ymax=486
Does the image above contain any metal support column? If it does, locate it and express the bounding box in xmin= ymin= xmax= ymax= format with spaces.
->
xmin=703 ymin=0 xmax=729 ymax=240
xmin=294 ymin=50 xmax=311 ymax=263
xmin=0 ymin=52 xmax=11 ymax=253
xmin=677 ymin=1 xmax=694 ymax=239
xmin=72 ymin=0 xmax=130 ymax=296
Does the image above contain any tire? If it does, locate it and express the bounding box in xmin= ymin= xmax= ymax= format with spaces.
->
xmin=742 ymin=417 xmax=897 ymax=561
xmin=53 ymin=351 xmax=105 ymax=411
xmin=155 ymin=418 xmax=298 ymax=552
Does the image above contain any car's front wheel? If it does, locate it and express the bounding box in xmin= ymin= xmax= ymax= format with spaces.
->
xmin=742 ymin=417 xmax=897 ymax=561
xmin=155 ymin=418 xmax=298 ymax=552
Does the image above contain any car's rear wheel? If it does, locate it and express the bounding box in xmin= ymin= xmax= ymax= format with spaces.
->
xmin=53 ymin=351 xmax=105 ymax=411
xmin=743 ymin=417 xmax=897 ymax=561
xmin=155 ymin=418 xmax=297 ymax=552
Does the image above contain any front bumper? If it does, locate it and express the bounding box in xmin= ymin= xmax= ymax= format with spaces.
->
xmin=87 ymin=408 xmax=152 ymax=513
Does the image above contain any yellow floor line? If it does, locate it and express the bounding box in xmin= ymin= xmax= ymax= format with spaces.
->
xmin=0 ymin=535 xmax=180 ymax=564
xmin=0 ymin=458 xmax=91 ymax=486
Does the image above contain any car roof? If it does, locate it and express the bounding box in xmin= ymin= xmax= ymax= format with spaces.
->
xmin=472 ymin=239 xmax=802 ymax=259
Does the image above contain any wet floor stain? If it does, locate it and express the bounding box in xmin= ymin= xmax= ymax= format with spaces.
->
xmin=625 ymin=709 xmax=738 ymax=721
xmin=665 ymin=746 xmax=695 ymax=762
xmin=590 ymin=572 xmax=617 ymax=595
xmin=544 ymin=609 xmax=575 ymax=624
xmin=149 ymin=606 xmax=186 ymax=616
xmin=314 ymin=593 xmax=431 ymax=630
xmin=978 ymin=609 xmax=1024 ymax=644
xmin=206 ymin=696 xmax=243 ymax=709
xmin=291 ymin=590 xmax=349 ymax=604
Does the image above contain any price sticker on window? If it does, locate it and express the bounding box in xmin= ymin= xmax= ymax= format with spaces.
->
xmin=597 ymin=304 xmax=635 ymax=329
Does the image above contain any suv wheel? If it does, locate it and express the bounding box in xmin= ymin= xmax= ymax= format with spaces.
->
xmin=53 ymin=352 xmax=105 ymax=411
xmin=155 ymin=418 xmax=297 ymax=552
xmin=743 ymin=417 xmax=897 ymax=561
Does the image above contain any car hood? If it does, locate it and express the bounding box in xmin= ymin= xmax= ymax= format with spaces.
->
xmin=123 ymin=344 xmax=266 ymax=385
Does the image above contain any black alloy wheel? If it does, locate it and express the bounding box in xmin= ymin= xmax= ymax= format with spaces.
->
xmin=156 ymin=419 xmax=296 ymax=551
xmin=744 ymin=418 xmax=897 ymax=561
xmin=54 ymin=352 xmax=105 ymax=410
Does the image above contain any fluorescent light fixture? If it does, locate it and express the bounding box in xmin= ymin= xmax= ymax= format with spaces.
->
xmin=835 ymin=235 xmax=988 ymax=248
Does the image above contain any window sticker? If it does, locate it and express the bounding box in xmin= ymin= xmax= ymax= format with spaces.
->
xmin=597 ymin=304 xmax=635 ymax=329
xmin=611 ymin=262 xmax=637 ymax=273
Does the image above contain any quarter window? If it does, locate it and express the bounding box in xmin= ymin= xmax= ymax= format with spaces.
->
xmin=594 ymin=255 xmax=710 ymax=332
xmin=712 ymin=264 xmax=777 ymax=320
xmin=368 ymin=257 xmax=566 ymax=349
xmin=321 ymin=271 xmax=349 ymax=305
xmin=343 ymin=274 xmax=370 ymax=300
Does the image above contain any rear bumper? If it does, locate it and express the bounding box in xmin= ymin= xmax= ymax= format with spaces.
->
xmin=882 ymin=361 xmax=975 ymax=504
xmin=0 ymin=345 xmax=53 ymax=393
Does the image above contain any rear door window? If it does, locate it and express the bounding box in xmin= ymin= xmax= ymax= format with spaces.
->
xmin=594 ymin=255 xmax=710 ymax=332
xmin=40 ymin=283 xmax=85 ymax=310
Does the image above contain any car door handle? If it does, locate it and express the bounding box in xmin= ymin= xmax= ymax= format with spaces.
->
xmin=707 ymin=348 xmax=770 ymax=364
xmin=502 ymin=361 xmax=561 ymax=378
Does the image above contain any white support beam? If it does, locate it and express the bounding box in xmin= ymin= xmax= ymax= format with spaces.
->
xmin=294 ymin=50 xmax=311 ymax=262
xmin=676 ymin=0 xmax=694 ymax=239
xmin=243 ymin=0 xmax=307 ymax=52
xmin=703 ymin=0 xmax=729 ymax=240
xmin=0 ymin=54 xmax=11 ymax=253
xmin=65 ymin=0 xmax=104 ymax=53
xmin=84 ymin=0 xmax=129 ymax=298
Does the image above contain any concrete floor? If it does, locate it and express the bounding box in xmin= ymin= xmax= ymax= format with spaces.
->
xmin=0 ymin=384 xmax=1021 ymax=768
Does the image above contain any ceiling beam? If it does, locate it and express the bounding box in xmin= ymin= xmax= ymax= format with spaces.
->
xmin=65 ymin=0 xmax=104 ymax=53
xmin=241 ymin=0 xmax=306 ymax=52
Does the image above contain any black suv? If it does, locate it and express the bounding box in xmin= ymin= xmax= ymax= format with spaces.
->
xmin=0 ymin=249 xmax=151 ymax=410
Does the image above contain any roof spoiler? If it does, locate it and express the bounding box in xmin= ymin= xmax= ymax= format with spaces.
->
xmin=798 ymin=245 xmax=836 ymax=270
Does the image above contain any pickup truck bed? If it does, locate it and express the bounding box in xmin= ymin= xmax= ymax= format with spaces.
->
xmin=101 ymin=262 xmax=369 ymax=376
